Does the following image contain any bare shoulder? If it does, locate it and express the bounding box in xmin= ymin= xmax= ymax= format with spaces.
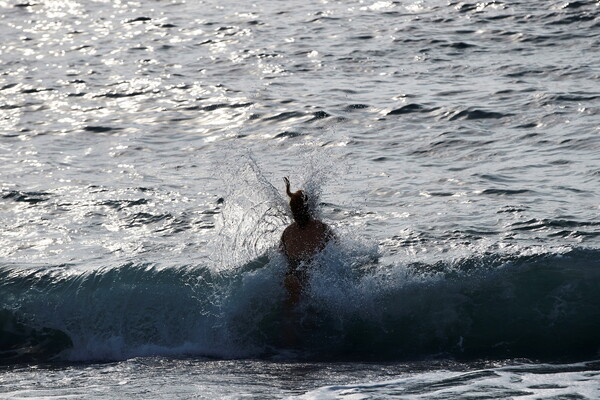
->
xmin=281 ymin=223 xmax=297 ymax=240
xmin=315 ymin=219 xmax=330 ymax=230
xmin=312 ymin=220 xmax=335 ymax=240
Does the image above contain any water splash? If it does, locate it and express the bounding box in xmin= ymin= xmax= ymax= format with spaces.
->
xmin=211 ymin=152 xmax=289 ymax=270
xmin=211 ymin=146 xmax=348 ymax=270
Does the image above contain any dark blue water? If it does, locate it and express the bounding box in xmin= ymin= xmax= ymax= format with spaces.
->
xmin=1 ymin=0 xmax=599 ymax=398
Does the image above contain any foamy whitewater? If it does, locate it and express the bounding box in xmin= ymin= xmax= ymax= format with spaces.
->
xmin=1 ymin=0 xmax=599 ymax=398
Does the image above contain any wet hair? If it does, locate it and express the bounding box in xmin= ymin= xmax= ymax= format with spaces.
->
xmin=284 ymin=178 xmax=311 ymax=227
xmin=289 ymin=191 xmax=310 ymax=227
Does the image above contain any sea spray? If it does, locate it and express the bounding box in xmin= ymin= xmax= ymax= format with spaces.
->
xmin=211 ymin=152 xmax=288 ymax=270
xmin=210 ymin=146 xmax=349 ymax=270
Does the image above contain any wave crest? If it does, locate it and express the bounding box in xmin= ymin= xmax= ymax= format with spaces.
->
xmin=1 ymin=247 xmax=599 ymax=362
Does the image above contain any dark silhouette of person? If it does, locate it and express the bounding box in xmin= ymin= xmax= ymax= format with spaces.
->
xmin=280 ymin=177 xmax=335 ymax=306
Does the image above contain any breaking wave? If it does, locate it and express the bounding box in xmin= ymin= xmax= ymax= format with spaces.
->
xmin=2 ymin=246 xmax=599 ymax=363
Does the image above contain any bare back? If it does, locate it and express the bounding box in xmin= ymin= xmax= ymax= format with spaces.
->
xmin=281 ymin=219 xmax=332 ymax=267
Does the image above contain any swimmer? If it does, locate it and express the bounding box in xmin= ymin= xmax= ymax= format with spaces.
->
xmin=280 ymin=177 xmax=335 ymax=305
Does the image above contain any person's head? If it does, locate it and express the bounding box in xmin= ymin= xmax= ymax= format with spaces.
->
xmin=284 ymin=177 xmax=311 ymax=227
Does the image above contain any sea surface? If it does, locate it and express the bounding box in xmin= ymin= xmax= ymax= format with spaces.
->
xmin=1 ymin=0 xmax=599 ymax=398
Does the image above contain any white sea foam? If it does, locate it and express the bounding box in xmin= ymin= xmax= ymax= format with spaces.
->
xmin=296 ymin=362 xmax=600 ymax=400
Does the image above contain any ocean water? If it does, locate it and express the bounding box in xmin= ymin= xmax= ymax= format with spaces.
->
xmin=1 ymin=0 xmax=599 ymax=398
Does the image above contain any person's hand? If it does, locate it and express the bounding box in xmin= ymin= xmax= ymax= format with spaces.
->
xmin=283 ymin=177 xmax=291 ymax=196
